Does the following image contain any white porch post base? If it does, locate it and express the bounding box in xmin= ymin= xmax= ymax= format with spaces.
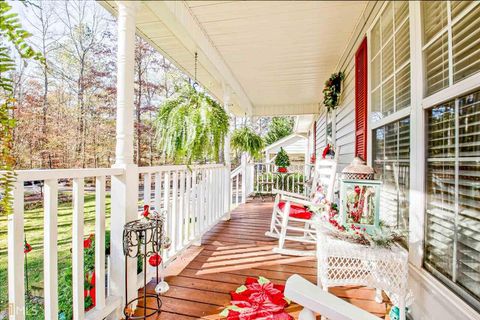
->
xmin=110 ymin=164 xmax=139 ymax=312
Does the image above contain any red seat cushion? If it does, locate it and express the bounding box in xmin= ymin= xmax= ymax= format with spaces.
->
xmin=278 ymin=201 xmax=313 ymax=220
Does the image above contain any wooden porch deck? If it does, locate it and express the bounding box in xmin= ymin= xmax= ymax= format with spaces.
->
xmin=138 ymin=199 xmax=389 ymax=319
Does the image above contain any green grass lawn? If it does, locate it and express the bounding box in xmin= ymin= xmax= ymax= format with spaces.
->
xmin=0 ymin=192 xmax=112 ymax=319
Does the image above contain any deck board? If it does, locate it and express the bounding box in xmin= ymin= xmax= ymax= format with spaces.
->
xmin=136 ymin=199 xmax=389 ymax=319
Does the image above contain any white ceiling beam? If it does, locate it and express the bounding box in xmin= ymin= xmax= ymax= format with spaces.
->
xmin=147 ymin=1 xmax=253 ymax=115
xmin=252 ymin=103 xmax=320 ymax=117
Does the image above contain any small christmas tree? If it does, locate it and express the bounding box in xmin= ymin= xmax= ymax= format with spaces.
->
xmin=275 ymin=147 xmax=290 ymax=172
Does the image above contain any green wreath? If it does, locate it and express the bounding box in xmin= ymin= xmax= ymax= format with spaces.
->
xmin=323 ymin=71 xmax=345 ymax=112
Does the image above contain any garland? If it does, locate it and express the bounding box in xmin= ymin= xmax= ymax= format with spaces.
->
xmin=322 ymin=71 xmax=345 ymax=112
xmin=311 ymin=204 xmax=405 ymax=249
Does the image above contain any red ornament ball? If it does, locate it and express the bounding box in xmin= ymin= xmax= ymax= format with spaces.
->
xmin=148 ymin=253 xmax=162 ymax=267
xmin=143 ymin=205 xmax=150 ymax=218
xmin=24 ymin=242 xmax=32 ymax=254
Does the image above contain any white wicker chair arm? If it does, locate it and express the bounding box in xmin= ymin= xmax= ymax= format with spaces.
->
xmin=284 ymin=275 xmax=382 ymax=320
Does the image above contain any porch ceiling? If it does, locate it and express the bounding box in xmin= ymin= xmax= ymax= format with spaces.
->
xmin=101 ymin=1 xmax=366 ymax=116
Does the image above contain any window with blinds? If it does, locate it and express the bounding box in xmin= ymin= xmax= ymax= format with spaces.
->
xmin=422 ymin=1 xmax=480 ymax=96
xmin=373 ymin=117 xmax=410 ymax=236
xmin=425 ymin=89 xmax=480 ymax=310
xmin=370 ymin=1 xmax=410 ymax=122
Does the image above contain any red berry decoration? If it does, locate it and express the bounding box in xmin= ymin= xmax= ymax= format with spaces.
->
xmin=84 ymin=235 xmax=93 ymax=249
xmin=24 ymin=241 xmax=32 ymax=254
xmin=143 ymin=205 xmax=150 ymax=218
xmin=354 ymin=185 xmax=361 ymax=194
xmin=148 ymin=253 xmax=162 ymax=267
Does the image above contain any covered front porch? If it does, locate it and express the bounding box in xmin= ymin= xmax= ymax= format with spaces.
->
xmin=140 ymin=199 xmax=388 ymax=319
xmin=4 ymin=1 xmax=480 ymax=320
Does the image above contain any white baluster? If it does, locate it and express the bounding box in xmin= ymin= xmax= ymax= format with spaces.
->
xmin=8 ymin=180 xmax=25 ymax=319
xmin=95 ymin=176 xmax=106 ymax=310
xmin=44 ymin=179 xmax=59 ymax=319
xmin=72 ymin=178 xmax=85 ymax=320
xmin=192 ymin=169 xmax=199 ymax=239
xmin=163 ymin=171 xmax=171 ymax=246
xmin=171 ymin=171 xmax=178 ymax=255
xmin=143 ymin=173 xmax=151 ymax=206
xmin=178 ymin=171 xmax=185 ymax=250
xmin=214 ymin=169 xmax=219 ymax=220
xmin=206 ymin=169 xmax=212 ymax=227
xmin=185 ymin=170 xmax=192 ymax=243
xmin=236 ymin=175 xmax=239 ymax=206
xmin=154 ymin=172 xmax=161 ymax=212
xmin=199 ymin=169 xmax=207 ymax=236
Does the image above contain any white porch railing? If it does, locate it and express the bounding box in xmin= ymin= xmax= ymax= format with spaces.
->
xmin=230 ymin=165 xmax=243 ymax=207
xmin=5 ymin=164 xmax=229 ymax=320
xmin=252 ymin=163 xmax=311 ymax=196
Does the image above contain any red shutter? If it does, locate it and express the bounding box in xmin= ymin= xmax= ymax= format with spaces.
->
xmin=355 ymin=37 xmax=368 ymax=161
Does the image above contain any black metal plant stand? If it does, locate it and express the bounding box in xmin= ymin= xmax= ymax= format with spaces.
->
xmin=123 ymin=216 xmax=164 ymax=319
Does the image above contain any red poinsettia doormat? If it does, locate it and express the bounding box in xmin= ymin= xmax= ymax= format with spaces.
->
xmin=220 ymin=276 xmax=293 ymax=320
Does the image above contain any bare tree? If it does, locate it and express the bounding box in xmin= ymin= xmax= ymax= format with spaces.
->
xmin=24 ymin=1 xmax=59 ymax=168
xmin=54 ymin=0 xmax=110 ymax=167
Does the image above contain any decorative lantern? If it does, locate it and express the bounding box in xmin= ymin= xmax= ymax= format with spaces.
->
xmin=339 ymin=179 xmax=381 ymax=233
xmin=341 ymin=157 xmax=374 ymax=180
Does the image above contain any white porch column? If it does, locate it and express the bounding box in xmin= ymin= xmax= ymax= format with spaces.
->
xmin=223 ymin=84 xmax=232 ymax=219
xmin=110 ymin=1 xmax=138 ymax=316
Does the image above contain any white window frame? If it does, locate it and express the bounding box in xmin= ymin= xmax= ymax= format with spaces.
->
xmin=367 ymin=0 xmax=414 ymax=237
xmin=423 ymin=89 xmax=480 ymax=311
xmin=415 ymin=0 xmax=480 ymax=311
xmin=421 ymin=1 xmax=480 ymax=97
xmin=368 ymin=1 xmax=411 ymax=129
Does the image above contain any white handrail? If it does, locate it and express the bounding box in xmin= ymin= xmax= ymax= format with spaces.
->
xmin=284 ymin=275 xmax=381 ymax=320
xmin=230 ymin=165 xmax=242 ymax=178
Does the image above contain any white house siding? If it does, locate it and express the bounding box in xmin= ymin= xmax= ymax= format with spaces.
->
xmin=315 ymin=108 xmax=326 ymax=155
xmin=332 ymin=1 xmax=383 ymax=172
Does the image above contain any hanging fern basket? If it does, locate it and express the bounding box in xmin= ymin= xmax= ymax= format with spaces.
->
xmin=323 ymin=71 xmax=345 ymax=112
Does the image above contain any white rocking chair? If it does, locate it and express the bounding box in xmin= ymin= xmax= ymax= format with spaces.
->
xmin=265 ymin=149 xmax=339 ymax=256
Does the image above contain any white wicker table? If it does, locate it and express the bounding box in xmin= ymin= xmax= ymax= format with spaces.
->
xmin=314 ymin=223 xmax=409 ymax=320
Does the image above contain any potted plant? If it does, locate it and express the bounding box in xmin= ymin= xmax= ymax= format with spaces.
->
xmin=231 ymin=126 xmax=264 ymax=160
xmin=275 ymin=148 xmax=290 ymax=173
xmin=155 ymin=83 xmax=229 ymax=164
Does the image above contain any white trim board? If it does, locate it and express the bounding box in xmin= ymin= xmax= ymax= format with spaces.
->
xmin=409 ymin=265 xmax=480 ymax=320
